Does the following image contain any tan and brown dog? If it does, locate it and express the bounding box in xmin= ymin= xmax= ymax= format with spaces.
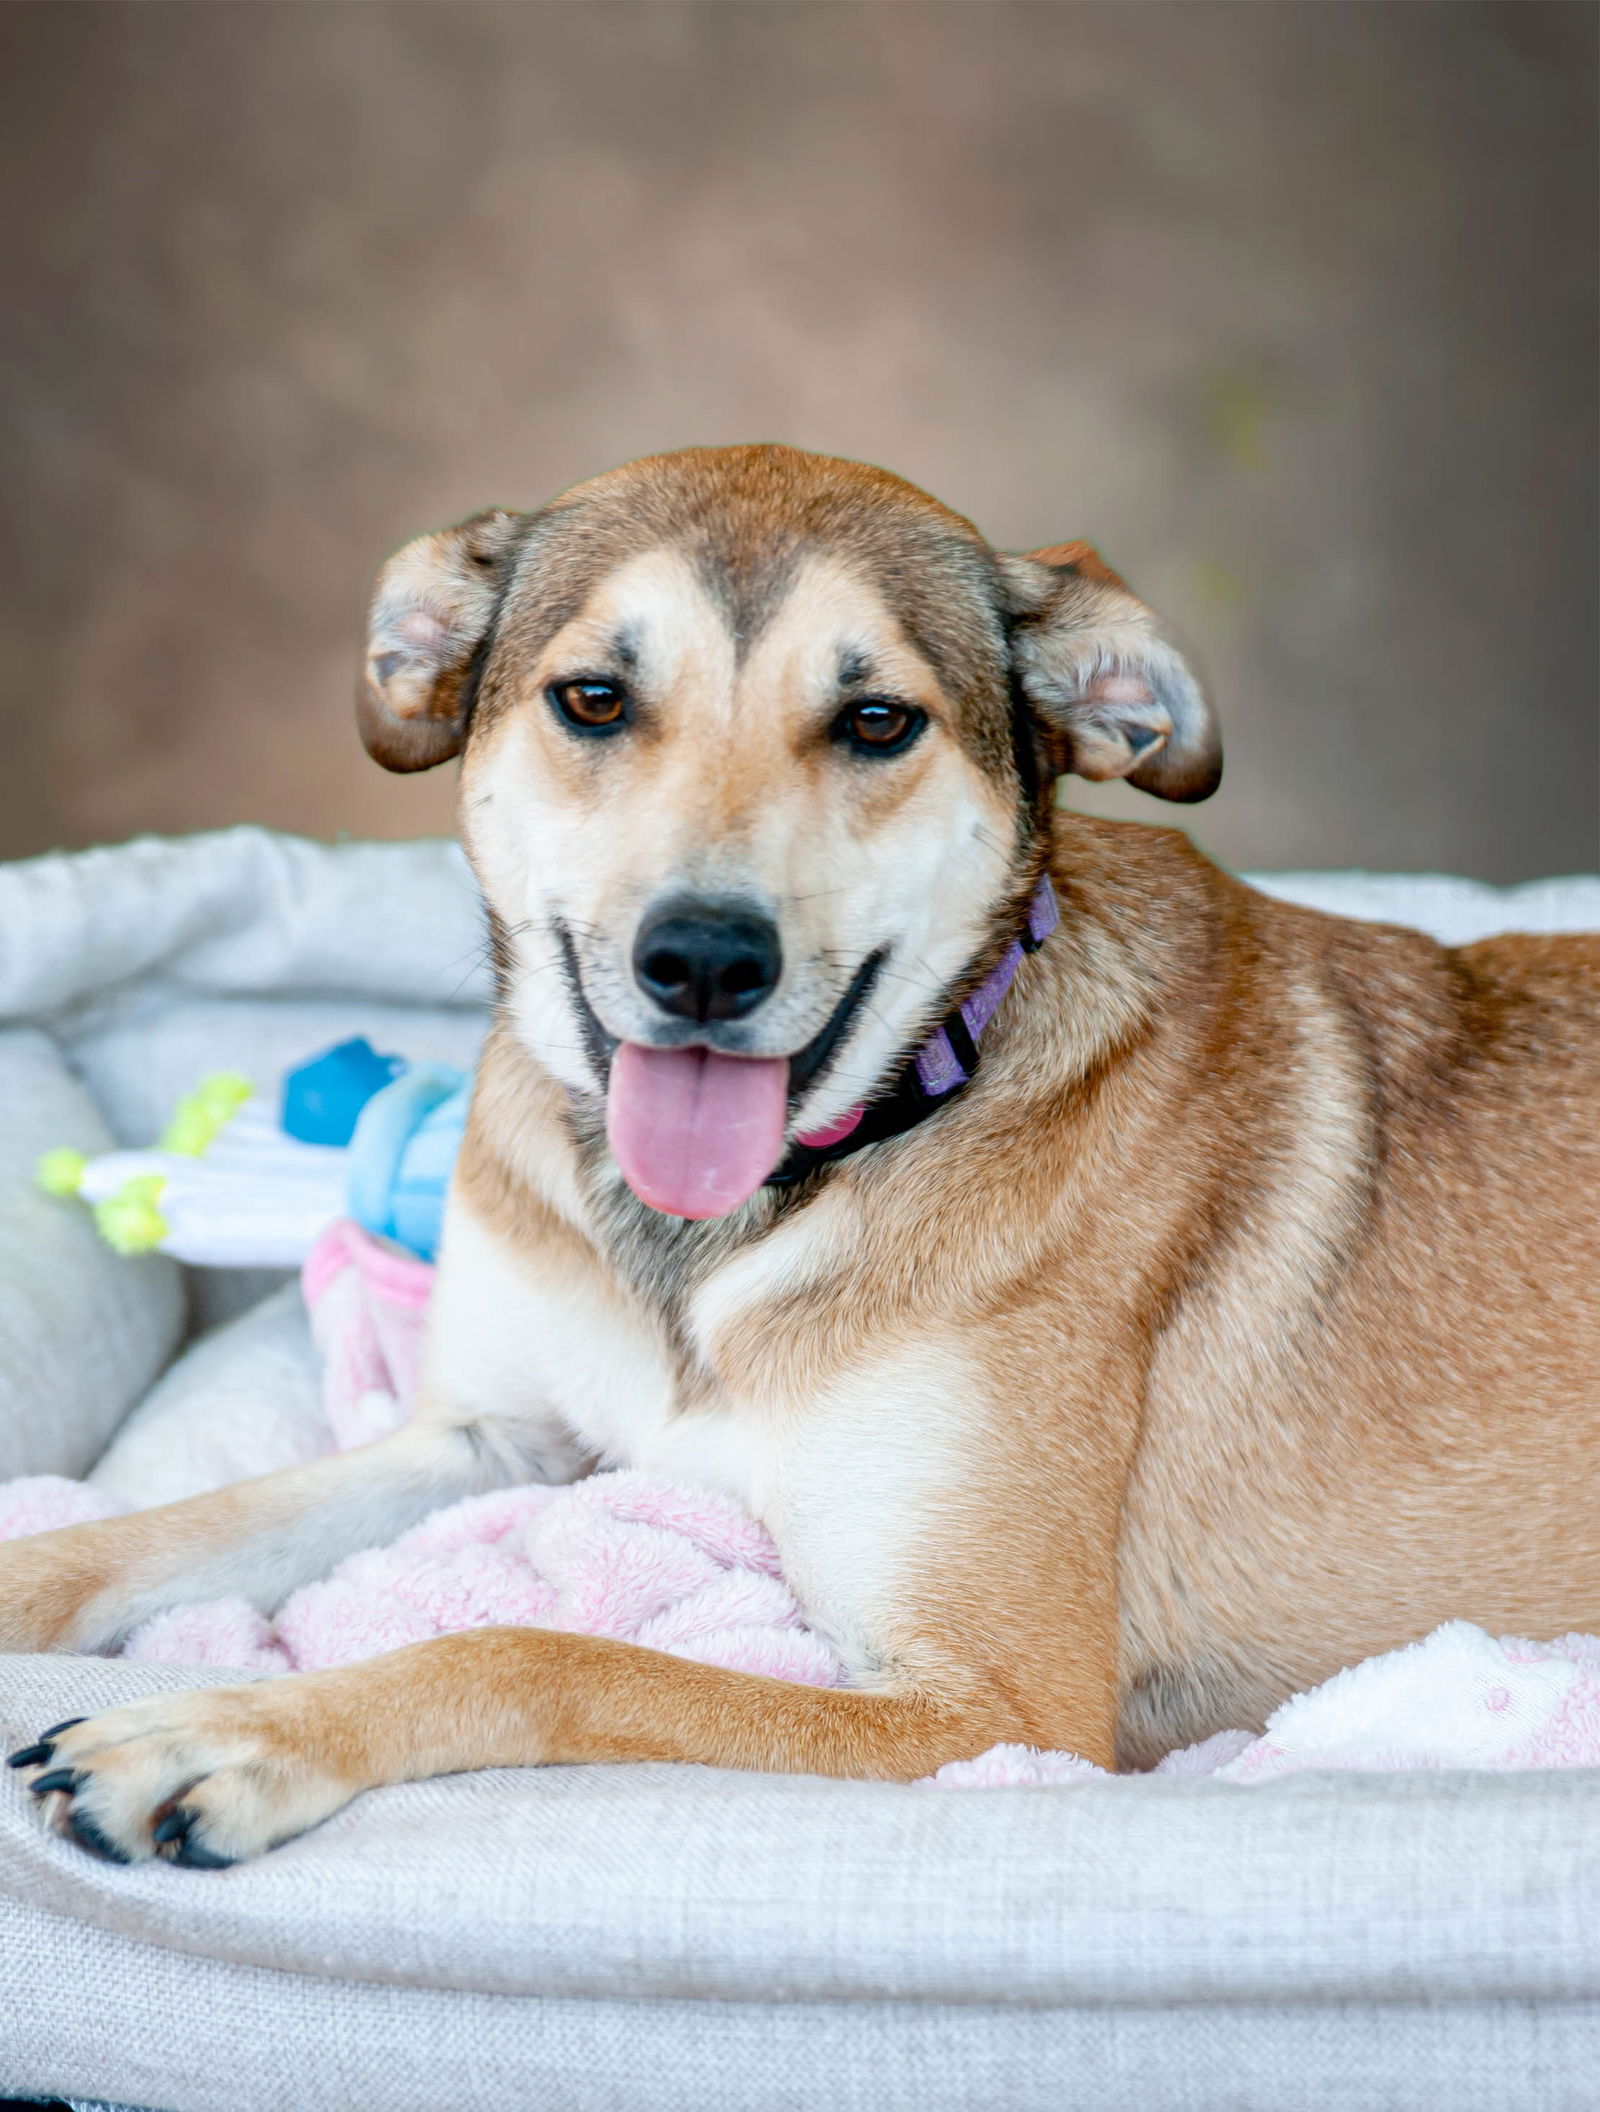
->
xmin=5 ymin=444 xmax=1597 ymax=1866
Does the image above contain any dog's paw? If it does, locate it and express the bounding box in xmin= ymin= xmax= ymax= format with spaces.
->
xmin=6 ymin=1685 xmax=359 ymax=1867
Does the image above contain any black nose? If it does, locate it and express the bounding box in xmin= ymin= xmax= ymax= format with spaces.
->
xmin=632 ymin=899 xmax=783 ymax=1024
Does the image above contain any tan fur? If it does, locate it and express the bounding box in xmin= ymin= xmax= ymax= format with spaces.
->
xmin=4 ymin=446 xmax=1595 ymax=1866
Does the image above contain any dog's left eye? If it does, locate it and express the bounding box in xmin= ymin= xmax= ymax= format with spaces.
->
xmin=830 ymin=699 xmax=926 ymax=757
xmin=549 ymin=679 xmax=629 ymax=734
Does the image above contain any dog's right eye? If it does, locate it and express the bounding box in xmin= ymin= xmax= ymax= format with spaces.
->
xmin=548 ymin=679 xmax=629 ymax=735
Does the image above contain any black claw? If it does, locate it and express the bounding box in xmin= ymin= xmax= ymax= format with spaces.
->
xmin=66 ymin=1807 xmax=133 ymax=1865
xmin=171 ymin=1835 xmax=235 ymax=1870
xmin=9 ymin=1718 xmax=87 ymax=1770
xmin=28 ymin=1768 xmax=80 ymax=1798
xmin=152 ymin=1807 xmax=193 ymax=1846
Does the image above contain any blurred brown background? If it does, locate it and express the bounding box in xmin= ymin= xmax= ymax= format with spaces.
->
xmin=1 ymin=1 xmax=1594 ymax=880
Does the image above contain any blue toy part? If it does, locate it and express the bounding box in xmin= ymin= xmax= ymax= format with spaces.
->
xmin=346 ymin=1064 xmax=470 ymax=1261
xmin=283 ymin=1037 xmax=406 ymax=1147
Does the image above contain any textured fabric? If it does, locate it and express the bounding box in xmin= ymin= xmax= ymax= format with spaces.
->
xmin=69 ymin=994 xmax=486 ymax=1163
xmin=102 ymin=1473 xmax=837 ymax=1687
xmin=2 ymin=1656 xmax=1599 ymax=2011
xmin=1246 ymin=868 xmax=1600 ymax=945
xmin=302 ymin=1219 xmax=432 ymax=1450
xmin=1 ymin=1940 xmax=1594 ymax=2112
xmin=0 ymin=827 xmax=489 ymax=1026
xmin=2 ymin=831 xmax=1599 ymax=2112
xmin=88 ymin=1284 xmax=327 ymax=1510
xmin=931 ymin=1624 xmax=1600 ymax=1782
xmin=3 ymin=1665 xmax=1600 ymax=2112
xmin=0 ymin=1030 xmax=182 ymax=1481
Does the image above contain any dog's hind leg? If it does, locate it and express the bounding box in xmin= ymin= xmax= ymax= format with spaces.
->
xmin=0 ymin=1417 xmax=537 ymax=1653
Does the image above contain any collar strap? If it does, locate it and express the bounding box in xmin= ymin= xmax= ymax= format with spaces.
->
xmin=765 ymin=874 xmax=1059 ymax=1188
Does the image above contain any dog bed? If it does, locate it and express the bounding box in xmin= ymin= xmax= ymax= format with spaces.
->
xmin=1 ymin=825 xmax=1597 ymax=2112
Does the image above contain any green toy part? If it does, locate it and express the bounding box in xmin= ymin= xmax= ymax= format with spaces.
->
xmin=159 ymin=1071 xmax=253 ymax=1156
xmin=34 ymin=1071 xmax=250 ymax=1254
xmin=92 ymin=1173 xmax=170 ymax=1256
xmin=35 ymin=1146 xmax=88 ymax=1198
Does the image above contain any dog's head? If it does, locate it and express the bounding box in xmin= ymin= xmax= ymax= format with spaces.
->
xmin=358 ymin=445 xmax=1218 ymax=1218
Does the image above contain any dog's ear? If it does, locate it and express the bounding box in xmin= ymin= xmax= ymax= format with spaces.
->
xmin=357 ymin=508 xmax=526 ymax=772
xmin=997 ymin=541 xmax=1221 ymax=803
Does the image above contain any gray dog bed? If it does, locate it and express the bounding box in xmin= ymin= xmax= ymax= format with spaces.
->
xmin=1 ymin=828 xmax=1597 ymax=2112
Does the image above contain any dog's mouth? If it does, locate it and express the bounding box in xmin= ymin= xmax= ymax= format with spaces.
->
xmin=554 ymin=924 xmax=886 ymax=1219
xmin=785 ymin=949 xmax=884 ymax=1097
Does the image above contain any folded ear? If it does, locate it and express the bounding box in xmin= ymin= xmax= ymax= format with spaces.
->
xmin=357 ymin=508 xmax=527 ymax=772
xmin=997 ymin=541 xmax=1221 ymax=803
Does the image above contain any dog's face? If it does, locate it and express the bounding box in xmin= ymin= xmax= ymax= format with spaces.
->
xmin=358 ymin=446 xmax=1218 ymax=1217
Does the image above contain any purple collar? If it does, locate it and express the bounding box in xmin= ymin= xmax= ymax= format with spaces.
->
xmin=764 ymin=874 xmax=1059 ymax=1187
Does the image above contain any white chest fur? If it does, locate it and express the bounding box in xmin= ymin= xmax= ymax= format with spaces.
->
xmin=419 ymin=1193 xmax=772 ymax=1504
xmin=419 ymin=1190 xmax=987 ymax=1677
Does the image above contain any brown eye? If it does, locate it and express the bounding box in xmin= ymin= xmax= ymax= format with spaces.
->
xmin=831 ymin=698 xmax=927 ymax=757
xmin=549 ymin=678 xmax=629 ymax=734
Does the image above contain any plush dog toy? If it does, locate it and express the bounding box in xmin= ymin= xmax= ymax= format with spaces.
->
xmin=37 ymin=1037 xmax=468 ymax=1267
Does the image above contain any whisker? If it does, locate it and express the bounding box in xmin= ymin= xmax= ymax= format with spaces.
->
xmin=777 ymin=885 xmax=852 ymax=906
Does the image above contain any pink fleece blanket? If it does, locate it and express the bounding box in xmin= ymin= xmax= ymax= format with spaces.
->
xmin=5 ymin=1222 xmax=1597 ymax=1785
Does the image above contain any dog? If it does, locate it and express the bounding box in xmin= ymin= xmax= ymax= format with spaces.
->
xmin=5 ymin=443 xmax=1597 ymax=1867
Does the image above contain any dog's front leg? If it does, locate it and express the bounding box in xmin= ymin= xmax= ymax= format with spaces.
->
xmin=6 ymin=1626 xmax=1049 ymax=1867
xmin=0 ymin=1416 xmax=539 ymax=1655
xmin=9 ymin=1333 xmax=1137 ymax=1864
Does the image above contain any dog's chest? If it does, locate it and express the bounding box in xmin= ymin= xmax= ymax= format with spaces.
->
xmin=432 ymin=1182 xmax=837 ymax=1514
xmin=577 ymin=1225 xmax=827 ymax=1500
xmin=435 ymin=1166 xmax=1005 ymax=1676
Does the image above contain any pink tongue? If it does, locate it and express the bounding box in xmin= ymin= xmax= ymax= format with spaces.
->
xmin=607 ymin=1043 xmax=790 ymax=1219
